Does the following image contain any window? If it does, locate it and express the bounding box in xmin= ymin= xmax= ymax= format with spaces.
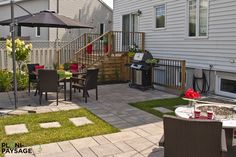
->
xmin=155 ymin=4 xmax=166 ymax=29
xmin=216 ymin=75 xmax=236 ymax=98
xmin=100 ymin=23 xmax=105 ymax=35
xmin=36 ymin=27 xmax=40 ymax=37
xmin=188 ymin=0 xmax=208 ymax=37
xmin=14 ymin=26 xmax=21 ymax=37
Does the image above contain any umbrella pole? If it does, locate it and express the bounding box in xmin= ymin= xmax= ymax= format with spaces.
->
xmin=11 ymin=0 xmax=18 ymax=109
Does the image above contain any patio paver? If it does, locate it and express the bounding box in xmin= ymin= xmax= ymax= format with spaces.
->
xmin=90 ymin=143 xmax=122 ymax=156
xmin=35 ymin=150 xmax=81 ymax=157
xmin=69 ymin=117 xmax=94 ymax=127
xmin=103 ymin=131 xmax=140 ymax=143
xmin=77 ymin=148 xmax=97 ymax=157
xmin=5 ymin=124 xmax=28 ymax=135
xmin=39 ymin=122 xmax=61 ymax=129
xmin=32 ymin=143 xmax=62 ymax=155
xmin=70 ymin=137 xmax=99 ymax=150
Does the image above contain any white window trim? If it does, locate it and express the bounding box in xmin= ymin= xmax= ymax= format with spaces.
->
xmin=186 ymin=0 xmax=209 ymax=39
xmin=36 ymin=27 xmax=40 ymax=37
xmin=153 ymin=3 xmax=167 ymax=31
xmin=215 ymin=75 xmax=236 ymax=98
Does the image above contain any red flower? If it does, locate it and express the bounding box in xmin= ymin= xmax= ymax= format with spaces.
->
xmin=184 ymin=88 xmax=201 ymax=99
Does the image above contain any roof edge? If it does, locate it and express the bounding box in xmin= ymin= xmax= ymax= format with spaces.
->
xmin=0 ymin=0 xmax=28 ymax=6
xmin=97 ymin=0 xmax=113 ymax=12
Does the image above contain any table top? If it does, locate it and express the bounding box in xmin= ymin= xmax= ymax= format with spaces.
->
xmin=175 ymin=105 xmax=236 ymax=128
xmin=57 ymin=70 xmax=72 ymax=79
xmin=33 ymin=70 xmax=73 ymax=79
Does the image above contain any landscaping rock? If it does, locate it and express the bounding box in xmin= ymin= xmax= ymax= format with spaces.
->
xmin=5 ymin=124 xmax=28 ymax=135
xmin=39 ymin=122 xmax=61 ymax=129
xmin=69 ymin=117 xmax=93 ymax=127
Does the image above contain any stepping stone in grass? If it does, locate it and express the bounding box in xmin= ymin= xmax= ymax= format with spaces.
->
xmin=69 ymin=117 xmax=94 ymax=127
xmin=153 ymin=107 xmax=173 ymax=113
xmin=5 ymin=124 xmax=28 ymax=135
xmin=39 ymin=122 xmax=61 ymax=129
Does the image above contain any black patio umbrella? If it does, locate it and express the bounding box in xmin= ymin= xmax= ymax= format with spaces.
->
xmin=0 ymin=10 xmax=93 ymax=29
xmin=0 ymin=9 xmax=93 ymax=109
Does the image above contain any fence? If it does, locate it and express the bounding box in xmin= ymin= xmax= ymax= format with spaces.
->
xmin=0 ymin=41 xmax=68 ymax=70
xmin=153 ymin=58 xmax=186 ymax=90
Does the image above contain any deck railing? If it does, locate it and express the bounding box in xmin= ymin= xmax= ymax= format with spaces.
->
xmin=153 ymin=58 xmax=186 ymax=90
xmin=112 ymin=31 xmax=145 ymax=53
xmin=74 ymin=32 xmax=111 ymax=67
xmin=57 ymin=31 xmax=145 ymax=67
xmin=57 ymin=33 xmax=101 ymax=64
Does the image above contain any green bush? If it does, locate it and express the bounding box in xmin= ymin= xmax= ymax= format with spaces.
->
xmin=16 ymin=72 xmax=28 ymax=91
xmin=0 ymin=70 xmax=13 ymax=92
xmin=0 ymin=70 xmax=28 ymax=92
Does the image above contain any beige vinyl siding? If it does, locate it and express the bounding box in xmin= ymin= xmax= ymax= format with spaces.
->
xmin=113 ymin=0 xmax=236 ymax=72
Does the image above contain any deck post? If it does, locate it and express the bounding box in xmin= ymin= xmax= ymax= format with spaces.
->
xmin=108 ymin=31 xmax=112 ymax=57
xmin=141 ymin=32 xmax=145 ymax=51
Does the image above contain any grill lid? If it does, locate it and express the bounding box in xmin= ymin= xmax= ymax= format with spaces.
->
xmin=133 ymin=53 xmax=153 ymax=62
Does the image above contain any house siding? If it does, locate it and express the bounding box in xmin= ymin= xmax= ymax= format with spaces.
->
xmin=49 ymin=0 xmax=113 ymax=41
xmin=113 ymin=0 xmax=236 ymax=73
xmin=0 ymin=0 xmax=49 ymax=41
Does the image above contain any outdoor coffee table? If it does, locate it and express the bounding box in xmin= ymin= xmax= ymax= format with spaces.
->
xmin=175 ymin=104 xmax=236 ymax=150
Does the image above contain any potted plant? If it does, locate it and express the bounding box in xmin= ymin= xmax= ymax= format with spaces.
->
xmin=86 ymin=36 xmax=93 ymax=54
xmin=128 ymin=44 xmax=139 ymax=58
xmin=63 ymin=63 xmax=70 ymax=71
xmin=145 ymin=58 xmax=159 ymax=66
xmin=103 ymin=35 xmax=108 ymax=53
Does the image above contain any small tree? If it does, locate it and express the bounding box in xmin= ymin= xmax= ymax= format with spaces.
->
xmin=6 ymin=39 xmax=32 ymax=72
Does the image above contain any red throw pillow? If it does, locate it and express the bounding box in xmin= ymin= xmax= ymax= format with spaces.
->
xmin=35 ymin=65 xmax=45 ymax=73
xmin=70 ymin=64 xmax=78 ymax=72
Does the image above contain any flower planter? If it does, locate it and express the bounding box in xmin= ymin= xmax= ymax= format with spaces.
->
xmin=86 ymin=44 xmax=93 ymax=54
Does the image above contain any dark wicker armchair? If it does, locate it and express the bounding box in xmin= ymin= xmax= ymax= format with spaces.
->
xmin=70 ymin=68 xmax=99 ymax=103
xmin=38 ymin=69 xmax=62 ymax=105
xmin=27 ymin=63 xmax=39 ymax=94
xmin=159 ymin=115 xmax=227 ymax=157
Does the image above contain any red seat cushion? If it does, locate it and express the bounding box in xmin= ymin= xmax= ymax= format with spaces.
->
xmin=70 ymin=63 xmax=78 ymax=72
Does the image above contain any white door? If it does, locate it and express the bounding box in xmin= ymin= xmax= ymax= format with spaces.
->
xmin=122 ymin=14 xmax=139 ymax=51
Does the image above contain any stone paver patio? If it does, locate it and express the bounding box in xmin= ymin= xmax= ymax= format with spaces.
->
xmin=1 ymin=84 xmax=176 ymax=156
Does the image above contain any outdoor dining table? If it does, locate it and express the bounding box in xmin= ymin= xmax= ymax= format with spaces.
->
xmin=33 ymin=70 xmax=73 ymax=101
xmin=175 ymin=105 xmax=236 ymax=151
xmin=57 ymin=70 xmax=73 ymax=101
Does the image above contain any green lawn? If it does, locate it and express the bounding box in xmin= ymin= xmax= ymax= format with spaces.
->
xmin=130 ymin=97 xmax=189 ymax=118
xmin=0 ymin=108 xmax=119 ymax=156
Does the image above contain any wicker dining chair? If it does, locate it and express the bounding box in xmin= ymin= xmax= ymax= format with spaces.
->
xmin=38 ymin=69 xmax=62 ymax=105
xmin=159 ymin=115 xmax=227 ymax=157
xmin=70 ymin=68 xmax=99 ymax=103
xmin=27 ymin=63 xmax=39 ymax=94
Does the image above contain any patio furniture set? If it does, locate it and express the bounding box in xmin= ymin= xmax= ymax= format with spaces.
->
xmin=27 ymin=63 xmax=99 ymax=105
xmin=159 ymin=104 xmax=236 ymax=157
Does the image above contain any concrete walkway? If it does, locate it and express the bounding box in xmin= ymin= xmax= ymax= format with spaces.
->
xmin=1 ymin=84 xmax=177 ymax=157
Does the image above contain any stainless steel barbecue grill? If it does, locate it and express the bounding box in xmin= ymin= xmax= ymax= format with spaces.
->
xmin=129 ymin=52 xmax=153 ymax=90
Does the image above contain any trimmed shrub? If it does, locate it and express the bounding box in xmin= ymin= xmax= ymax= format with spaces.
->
xmin=0 ymin=70 xmax=13 ymax=92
